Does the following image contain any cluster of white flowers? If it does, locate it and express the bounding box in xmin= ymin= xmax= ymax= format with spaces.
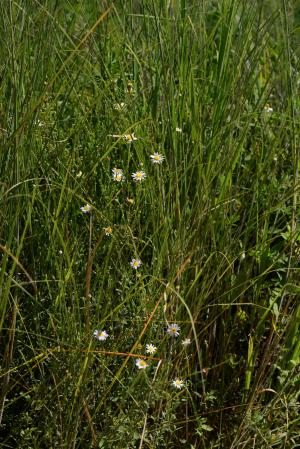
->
xmin=93 ymin=324 xmax=189 ymax=390
xmin=86 ymin=84 xmax=189 ymax=392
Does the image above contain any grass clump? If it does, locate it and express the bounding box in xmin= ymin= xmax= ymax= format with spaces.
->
xmin=0 ymin=1 xmax=299 ymax=448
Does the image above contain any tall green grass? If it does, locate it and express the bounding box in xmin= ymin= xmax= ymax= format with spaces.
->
xmin=0 ymin=0 xmax=299 ymax=447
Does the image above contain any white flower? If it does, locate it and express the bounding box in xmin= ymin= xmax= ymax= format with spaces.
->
xmin=76 ymin=171 xmax=83 ymax=178
xmin=150 ymin=153 xmax=165 ymax=164
xmin=80 ymin=204 xmax=92 ymax=214
xmin=166 ymin=323 xmax=180 ymax=337
xmin=132 ymin=170 xmax=146 ymax=182
xmin=103 ymin=226 xmax=112 ymax=236
xmin=175 ymin=127 xmax=182 ymax=133
xmin=93 ymin=330 xmax=108 ymax=341
xmin=130 ymin=258 xmax=142 ymax=270
xmin=145 ymin=344 xmax=157 ymax=355
xmin=172 ymin=378 xmax=185 ymax=389
xmin=181 ymin=338 xmax=191 ymax=347
xmin=135 ymin=358 xmax=149 ymax=369
xmin=112 ymin=168 xmax=125 ymax=182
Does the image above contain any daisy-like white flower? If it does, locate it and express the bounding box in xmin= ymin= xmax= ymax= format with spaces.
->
xmin=130 ymin=258 xmax=142 ymax=270
xmin=150 ymin=152 xmax=165 ymax=164
xmin=175 ymin=127 xmax=182 ymax=133
xmin=172 ymin=378 xmax=185 ymax=389
xmin=112 ymin=168 xmax=125 ymax=182
xmin=132 ymin=170 xmax=146 ymax=182
xmin=93 ymin=330 xmax=108 ymax=341
xmin=181 ymin=338 xmax=191 ymax=347
xmin=145 ymin=343 xmax=157 ymax=355
xmin=166 ymin=323 xmax=180 ymax=337
xmin=80 ymin=204 xmax=92 ymax=214
xmin=135 ymin=358 xmax=149 ymax=369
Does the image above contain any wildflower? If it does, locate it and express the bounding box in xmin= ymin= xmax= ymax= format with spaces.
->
xmin=172 ymin=378 xmax=185 ymax=389
xmin=181 ymin=338 xmax=191 ymax=347
xmin=93 ymin=330 xmax=108 ymax=341
xmin=166 ymin=323 xmax=180 ymax=337
xmin=76 ymin=171 xmax=83 ymax=178
xmin=175 ymin=127 xmax=182 ymax=133
xmin=145 ymin=344 xmax=157 ymax=355
xmin=135 ymin=358 xmax=149 ymax=369
xmin=130 ymin=258 xmax=142 ymax=270
xmin=112 ymin=168 xmax=125 ymax=182
xmin=132 ymin=170 xmax=146 ymax=182
xmin=150 ymin=152 xmax=165 ymax=164
xmin=80 ymin=204 xmax=92 ymax=214
xmin=103 ymin=226 xmax=112 ymax=236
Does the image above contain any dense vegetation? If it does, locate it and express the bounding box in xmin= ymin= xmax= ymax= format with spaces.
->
xmin=0 ymin=1 xmax=299 ymax=447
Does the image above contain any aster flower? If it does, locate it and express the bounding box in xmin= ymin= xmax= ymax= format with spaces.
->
xmin=166 ymin=323 xmax=180 ymax=337
xmin=132 ymin=170 xmax=146 ymax=182
xmin=135 ymin=358 xmax=149 ymax=369
xmin=130 ymin=258 xmax=142 ymax=270
xmin=181 ymin=338 xmax=191 ymax=347
xmin=80 ymin=204 xmax=92 ymax=214
xmin=172 ymin=378 xmax=185 ymax=389
xmin=103 ymin=226 xmax=112 ymax=236
xmin=150 ymin=152 xmax=165 ymax=164
xmin=145 ymin=343 xmax=157 ymax=355
xmin=93 ymin=330 xmax=108 ymax=341
xmin=112 ymin=168 xmax=125 ymax=182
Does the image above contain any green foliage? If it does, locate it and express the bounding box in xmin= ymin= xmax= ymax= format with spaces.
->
xmin=0 ymin=0 xmax=299 ymax=448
